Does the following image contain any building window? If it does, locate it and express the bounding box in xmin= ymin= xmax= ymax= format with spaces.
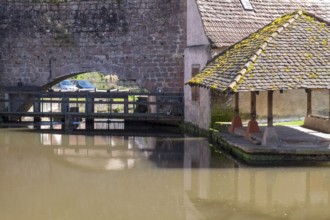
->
xmin=191 ymin=64 xmax=200 ymax=102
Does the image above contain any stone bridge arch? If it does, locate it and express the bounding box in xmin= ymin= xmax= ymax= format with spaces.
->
xmin=42 ymin=70 xmax=159 ymax=93
xmin=0 ymin=0 xmax=186 ymax=93
xmin=42 ymin=71 xmax=108 ymax=90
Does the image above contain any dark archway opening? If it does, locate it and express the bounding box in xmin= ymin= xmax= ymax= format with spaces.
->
xmin=42 ymin=71 xmax=151 ymax=93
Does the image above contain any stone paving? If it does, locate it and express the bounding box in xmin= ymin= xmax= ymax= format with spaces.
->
xmin=217 ymin=125 xmax=330 ymax=162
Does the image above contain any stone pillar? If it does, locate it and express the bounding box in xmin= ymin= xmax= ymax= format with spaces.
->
xmin=228 ymin=93 xmax=243 ymax=134
xmin=262 ymin=91 xmax=278 ymax=147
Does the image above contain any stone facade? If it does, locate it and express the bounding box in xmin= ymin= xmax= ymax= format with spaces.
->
xmin=0 ymin=0 xmax=186 ymax=92
xmin=184 ymin=0 xmax=211 ymax=130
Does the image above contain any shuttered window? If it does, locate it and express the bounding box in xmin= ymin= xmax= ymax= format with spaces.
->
xmin=191 ymin=65 xmax=200 ymax=102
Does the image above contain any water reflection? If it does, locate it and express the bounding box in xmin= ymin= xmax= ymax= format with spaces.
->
xmin=1 ymin=128 xmax=330 ymax=219
xmin=39 ymin=132 xmax=230 ymax=170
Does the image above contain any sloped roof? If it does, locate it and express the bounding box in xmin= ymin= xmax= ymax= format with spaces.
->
xmin=187 ymin=10 xmax=330 ymax=93
xmin=196 ymin=0 xmax=330 ymax=47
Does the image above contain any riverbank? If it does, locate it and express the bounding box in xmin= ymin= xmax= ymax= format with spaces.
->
xmin=183 ymin=123 xmax=330 ymax=165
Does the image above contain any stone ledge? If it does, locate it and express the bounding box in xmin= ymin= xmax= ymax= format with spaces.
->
xmin=304 ymin=115 xmax=330 ymax=133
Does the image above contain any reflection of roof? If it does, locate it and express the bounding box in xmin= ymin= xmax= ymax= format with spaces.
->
xmin=196 ymin=0 xmax=330 ymax=47
xmin=188 ymin=11 xmax=330 ymax=93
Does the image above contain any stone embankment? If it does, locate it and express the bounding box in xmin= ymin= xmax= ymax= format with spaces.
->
xmin=184 ymin=122 xmax=330 ymax=164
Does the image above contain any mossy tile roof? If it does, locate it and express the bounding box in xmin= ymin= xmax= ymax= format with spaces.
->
xmin=196 ymin=0 xmax=330 ymax=47
xmin=187 ymin=10 xmax=330 ymax=93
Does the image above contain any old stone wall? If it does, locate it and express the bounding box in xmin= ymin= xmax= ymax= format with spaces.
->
xmin=0 ymin=0 xmax=186 ymax=92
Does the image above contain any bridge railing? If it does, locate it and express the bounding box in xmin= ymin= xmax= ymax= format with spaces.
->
xmin=0 ymin=90 xmax=184 ymax=122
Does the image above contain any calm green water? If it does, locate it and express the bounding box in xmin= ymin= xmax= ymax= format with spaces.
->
xmin=1 ymin=127 xmax=330 ymax=220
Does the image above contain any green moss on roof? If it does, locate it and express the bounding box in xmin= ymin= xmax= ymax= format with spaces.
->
xmin=187 ymin=10 xmax=330 ymax=93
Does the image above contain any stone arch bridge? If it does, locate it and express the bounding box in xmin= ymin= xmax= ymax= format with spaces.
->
xmin=0 ymin=0 xmax=186 ymax=92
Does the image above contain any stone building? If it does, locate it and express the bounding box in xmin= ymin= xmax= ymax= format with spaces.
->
xmin=184 ymin=0 xmax=330 ymax=130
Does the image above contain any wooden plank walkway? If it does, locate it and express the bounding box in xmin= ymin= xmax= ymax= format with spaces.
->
xmin=0 ymin=90 xmax=184 ymax=129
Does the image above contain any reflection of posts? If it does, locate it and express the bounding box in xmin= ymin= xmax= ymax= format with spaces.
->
xmin=124 ymin=136 xmax=129 ymax=149
xmin=86 ymin=135 xmax=94 ymax=147
xmin=184 ymin=138 xmax=211 ymax=199
xmin=62 ymin=134 xmax=69 ymax=146
xmin=184 ymin=138 xmax=211 ymax=169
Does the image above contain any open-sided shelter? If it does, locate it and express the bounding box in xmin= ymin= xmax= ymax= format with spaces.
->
xmin=185 ymin=0 xmax=330 ymax=131
xmin=187 ymin=10 xmax=330 ymax=147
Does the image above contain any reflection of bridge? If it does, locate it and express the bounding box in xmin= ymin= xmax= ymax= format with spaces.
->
xmin=41 ymin=134 xmax=187 ymax=170
xmin=0 ymin=89 xmax=184 ymax=131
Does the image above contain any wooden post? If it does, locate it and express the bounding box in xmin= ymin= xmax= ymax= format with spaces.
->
xmin=85 ymin=97 xmax=94 ymax=114
xmin=124 ymin=95 xmax=129 ymax=114
xmin=86 ymin=97 xmax=94 ymax=130
xmin=33 ymin=95 xmax=41 ymax=129
xmin=228 ymin=92 xmax=243 ymax=134
xmin=307 ymin=89 xmax=312 ymax=116
xmin=328 ymin=90 xmax=330 ymax=119
xmin=250 ymin=91 xmax=256 ymax=120
xmin=234 ymin=93 xmax=239 ymax=116
xmin=267 ymin=90 xmax=274 ymax=127
xmin=61 ymin=97 xmax=68 ymax=131
xmin=245 ymin=91 xmax=260 ymax=137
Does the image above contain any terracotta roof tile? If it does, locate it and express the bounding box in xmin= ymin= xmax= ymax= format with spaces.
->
xmin=187 ymin=10 xmax=330 ymax=93
xmin=196 ymin=0 xmax=330 ymax=47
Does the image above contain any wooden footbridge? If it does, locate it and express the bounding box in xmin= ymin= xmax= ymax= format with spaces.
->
xmin=0 ymin=88 xmax=184 ymax=131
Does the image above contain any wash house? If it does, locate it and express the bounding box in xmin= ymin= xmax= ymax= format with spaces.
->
xmin=187 ymin=10 xmax=330 ymax=147
xmin=184 ymin=0 xmax=330 ymax=131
